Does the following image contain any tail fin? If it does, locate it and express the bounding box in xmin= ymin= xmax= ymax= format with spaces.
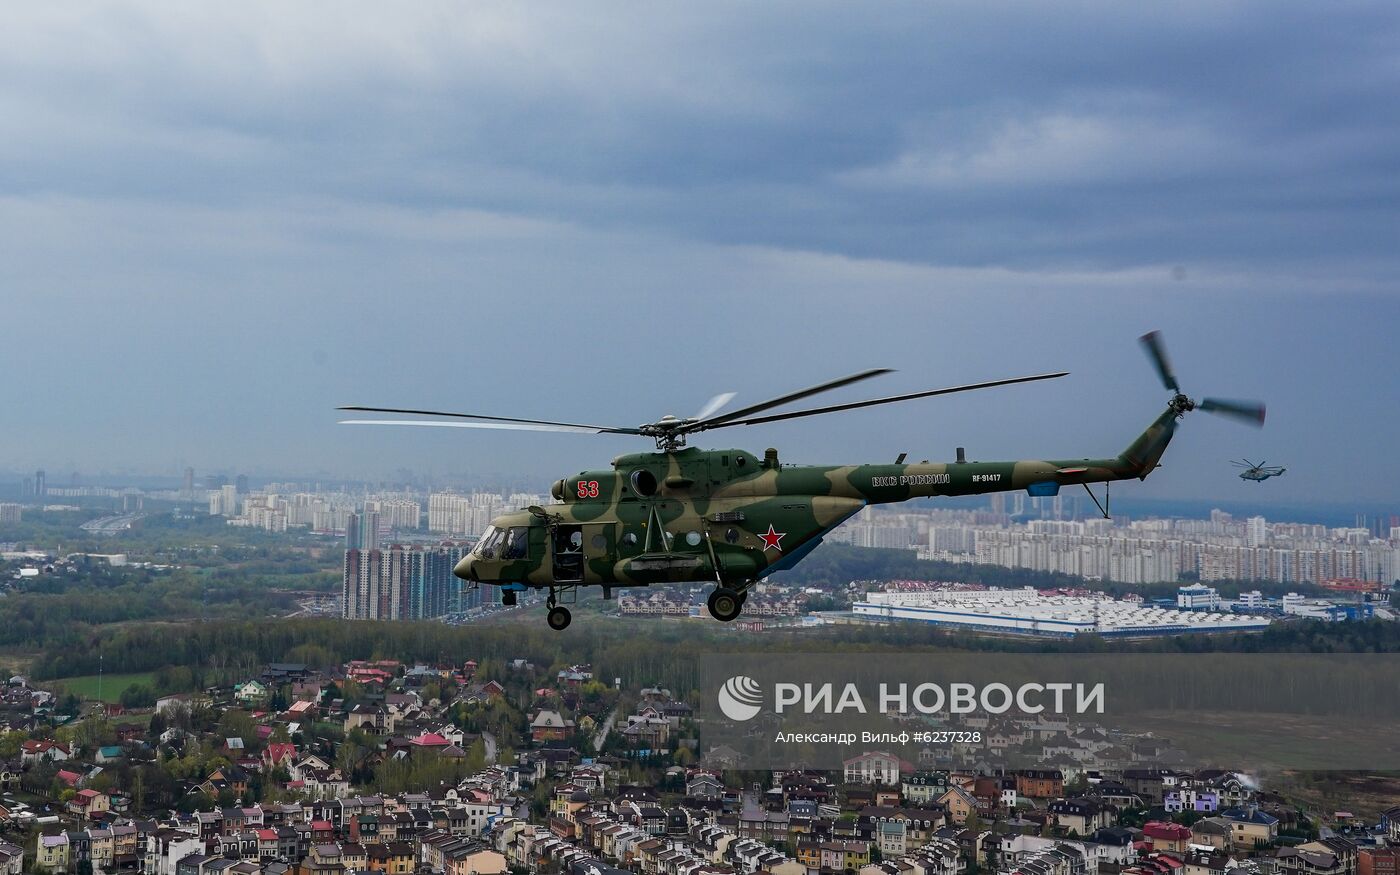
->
xmin=1117 ymin=407 xmax=1181 ymax=480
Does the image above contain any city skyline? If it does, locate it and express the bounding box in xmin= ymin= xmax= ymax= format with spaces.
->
xmin=6 ymin=461 xmax=1399 ymax=529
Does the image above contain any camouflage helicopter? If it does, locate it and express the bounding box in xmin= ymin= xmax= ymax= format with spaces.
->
xmin=341 ymin=332 xmax=1264 ymax=630
xmin=1232 ymin=458 xmax=1286 ymax=482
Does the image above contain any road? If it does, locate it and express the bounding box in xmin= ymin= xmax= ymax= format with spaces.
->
xmin=593 ymin=705 xmax=620 ymax=752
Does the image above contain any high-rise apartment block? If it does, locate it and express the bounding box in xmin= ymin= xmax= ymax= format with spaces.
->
xmin=341 ymin=541 xmax=484 ymax=620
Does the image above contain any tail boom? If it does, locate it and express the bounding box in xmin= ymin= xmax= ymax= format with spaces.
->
xmin=804 ymin=405 xmax=1181 ymax=505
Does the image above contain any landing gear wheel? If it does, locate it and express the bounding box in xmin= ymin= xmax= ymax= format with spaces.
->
xmin=707 ymin=588 xmax=743 ymax=622
xmin=501 ymin=591 xmax=517 ymax=607
xmin=547 ymin=606 xmax=572 ymax=631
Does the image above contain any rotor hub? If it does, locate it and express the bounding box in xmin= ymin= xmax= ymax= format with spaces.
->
xmin=1169 ymin=393 xmax=1196 ymax=416
xmin=639 ymin=417 xmax=692 ymax=450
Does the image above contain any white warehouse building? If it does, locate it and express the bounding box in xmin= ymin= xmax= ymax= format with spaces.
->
xmin=852 ymin=587 xmax=1272 ymax=638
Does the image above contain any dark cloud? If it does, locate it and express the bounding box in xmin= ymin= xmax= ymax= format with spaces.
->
xmin=0 ymin=2 xmax=1397 ymax=502
xmin=6 ymin=2 xmax=1400 ymax=268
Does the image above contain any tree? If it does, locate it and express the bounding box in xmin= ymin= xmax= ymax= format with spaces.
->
xmin=121 ymin=683 xmax=157 ymax=708
xmin=0 ymin=731 xmax=26 ymax=758
xmin=268 ymin=686 xmax=289 ymax=713
xmin=217 ymin=709 xmax=255 ymax=744
xmin=464 ymin=739 xmax=487 ymax=774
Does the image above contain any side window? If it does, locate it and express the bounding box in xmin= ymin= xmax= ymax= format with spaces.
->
xmin=503 ymin=526 xmax=529 ymax=560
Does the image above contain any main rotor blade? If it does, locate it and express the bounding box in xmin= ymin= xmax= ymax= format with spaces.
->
xmin=339 ymin=419 xmax=639 ymax=435
xmin=1199 ymin=398 xmax=1266 ymax=426
xmin=691 ymin=368 xmax=893 ymax=430
xmin=1139 ymin=331 xmax=1180 ymax=393
xmin=693 ymin=392 xmax=736 ymax=422
xmin=696 ymin=372 xmax=1069 ymax=430
xmin=338 ymin=406 xmax=640 ymax=434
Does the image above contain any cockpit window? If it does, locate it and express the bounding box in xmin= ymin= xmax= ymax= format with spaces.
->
xmin=502 ymin=526 xmax=529 ymax=560
xmin=473 ymin=526 xmax=504 ymax=559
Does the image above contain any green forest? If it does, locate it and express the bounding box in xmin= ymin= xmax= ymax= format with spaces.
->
xmin=15 ymin=614 xmax=1400 ymax=707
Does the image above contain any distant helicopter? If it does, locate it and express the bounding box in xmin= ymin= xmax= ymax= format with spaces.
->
xmin=340 ymin=332 xmax=1265 ymax=630
xmin=1233 ymin=459 xmax=1286 ymax=482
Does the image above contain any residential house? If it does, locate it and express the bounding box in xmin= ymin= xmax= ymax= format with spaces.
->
xmin=844 ymin=752 xmax=908 ymax=786
xmin=1278 ymin=839 xmax=1360 ymax=875
xmin=858 ymin=807 xmax=946 ymax=850
xmin=820 ymin=841 xmax=871 ymax=872
xmin=235 ymin=680 xmax=270 ymax=706
xmin=622 ymin=710 xmax=671 ymax=750
xmin=68 ymin=789 xmax=111 ymax=819
xmin=420 ymin=830 xmax=508 ymax=875
xmin=530 ymin=711 xmax=575 ymax=743
xmin=938 ymin=786 xmax=978 ymax=826
xmin=1191 ymin=818 xmax=1233 ymax=852
xmin=368 ymin=842 xmax=416 ymax=875
xmin=1381 ymin=807 xmax=1400 ymax=843
xmin=0 ymin=841 xmax=23 ymax=875
xmin=1016 ymin=770 xmax=1064 ymax=800
xmin=263 ymin=743 xmax=298 ymax=772
xmin=1121 ymin=770 xmax=1182 ymax=805
xmin=903 ymin=772 xmax=950 ymax=806
xmin=1143 ymin=821 xmax=1193 ymax=854
xmin=344 ymin=704 xmax=393 ymax=735
xmin=19 ymin=740 xmax=71 ymax=766
xmin=37 ymin=834 xmax=69 ymax=872
xmin=1219 ymin=807 xmax=1279 ymax=851
xmin=1047 ymin=799 xmax=1114 ymax=837
xmin=1276 ymin=846 xmax=1350 ymax=875
xmin=1181 ymin=851 xmax=1237 ymax=875
xmin=1359 ymin=849 xmax=1398 ymax=875
xmin=686 ymin=773 xmax=725 ymax=802
xmin=1003 ymin=841 xmax=1088 ymax=875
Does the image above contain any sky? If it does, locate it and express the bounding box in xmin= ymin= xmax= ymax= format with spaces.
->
xmin=2 ymin=1 xmax=1399 ymax=504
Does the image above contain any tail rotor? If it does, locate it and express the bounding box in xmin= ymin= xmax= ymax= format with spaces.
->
xmin=1139 ymin=332 xmax=1266 ymax=427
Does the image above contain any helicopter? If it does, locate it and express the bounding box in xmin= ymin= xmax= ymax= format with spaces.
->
xmin=1232 ymin=459 xmax=1286 ymax=482
xmin=340 ymin=332 xmax=1265 ymax=630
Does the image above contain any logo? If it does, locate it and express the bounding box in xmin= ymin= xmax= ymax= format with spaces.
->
xmin=717 ymin=675 xmax=764 ymax=721
xmin=758 ymin=524 xmax=786 ymax=552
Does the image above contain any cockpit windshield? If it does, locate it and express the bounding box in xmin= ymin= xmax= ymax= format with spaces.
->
xmin=473 ymin=525 xmax=504 ymax=558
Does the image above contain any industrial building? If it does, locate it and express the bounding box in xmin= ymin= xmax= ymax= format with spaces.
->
xmin=851 ymin=587 xmax=1273 ymax=638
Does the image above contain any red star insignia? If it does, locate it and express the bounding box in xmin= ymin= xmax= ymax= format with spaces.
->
xmin=758 ymin=524 xmax=786 ymax=552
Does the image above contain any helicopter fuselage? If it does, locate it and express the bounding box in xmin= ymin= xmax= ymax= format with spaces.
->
xmin=453 ymin=406 xmax=1181 ymax=592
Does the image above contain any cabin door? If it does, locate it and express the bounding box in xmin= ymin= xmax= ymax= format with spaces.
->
xmin=552 ymin=524 xmax=584 ymax=582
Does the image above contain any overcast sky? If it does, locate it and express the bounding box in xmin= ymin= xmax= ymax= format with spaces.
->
xmin=2 ymin=2 xmax=1398 ymax=504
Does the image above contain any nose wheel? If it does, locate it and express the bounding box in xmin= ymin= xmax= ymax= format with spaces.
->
xmin=547 ymin=605 xmax=572 ymax=631
xmin=543 ymin=583 xmax=577 ymax=631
